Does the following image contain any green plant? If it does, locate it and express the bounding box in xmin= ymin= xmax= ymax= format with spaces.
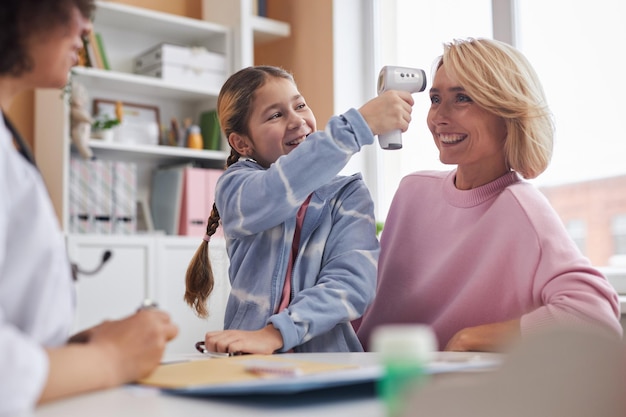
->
xmin=92 ymin=114 xmax=120 ymax=131
xmin=376 ymin=221 xmax=384 ymax=236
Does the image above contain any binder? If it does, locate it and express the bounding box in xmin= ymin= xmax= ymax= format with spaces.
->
xmin=112 ymin=161 xmax=137 ymax=234
xmin=91 ymin=159 xmax=113 ymax=234
xmin=179 ymin=167 xmax=223 ymax=237
xmin=151 ymin=164 xmax=188 ymax=235
xmin=69 ymin=155 xmax=93 ymax=233
xmin=179 ymin=167 xmax=208 ymax=236
xmin=151 ymin=165 xmax=223 ymax=236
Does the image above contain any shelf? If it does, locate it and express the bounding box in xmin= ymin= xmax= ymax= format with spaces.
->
xmin=251 ymin=15 xmax=291 ymax=44
xmin=71 ymin=67 xmax=221 ymax=101
xmin=95 ymin=1 xmax=228 ymax=45
xmin=87 ymin=139 xmax=228 ymax=166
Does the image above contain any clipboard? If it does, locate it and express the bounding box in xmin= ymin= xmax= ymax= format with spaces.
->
xmin=137 ymin=352 xmax=502 ymax=396
xmin=138 ymin=354 xmax=382 ymax=395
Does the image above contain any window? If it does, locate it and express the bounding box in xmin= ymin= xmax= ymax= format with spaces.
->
xmin=612 ymin=215 xmax=626 ymax=256
xmin=374 ymin=0 xmax=493 ymax=220
xmin=566 ymin=219 xmax=587 ymax=255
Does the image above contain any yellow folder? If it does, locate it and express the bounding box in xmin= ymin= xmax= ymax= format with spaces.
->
xmin=138 ymin=354 xmax=361 ymax=391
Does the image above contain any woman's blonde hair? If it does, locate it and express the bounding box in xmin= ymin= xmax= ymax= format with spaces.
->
xmin=438 ymin=38 xmax=554 ymax=179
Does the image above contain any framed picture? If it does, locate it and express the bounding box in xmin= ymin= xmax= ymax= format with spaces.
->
xmin=93 ymin=99 xmax=161 ymax=146
xmin=93 ymin=99 xmax=160 ymax=128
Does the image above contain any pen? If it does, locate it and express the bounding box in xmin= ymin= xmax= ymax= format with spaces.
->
xmin=195 ymin=341 xmax=243 ymax=358
xmin=138 ymin=299 xmax=158 ymax=311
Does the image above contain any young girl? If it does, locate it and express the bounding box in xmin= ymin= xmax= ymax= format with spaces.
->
xmin=185 ymin=65 xmax=413 ymax=354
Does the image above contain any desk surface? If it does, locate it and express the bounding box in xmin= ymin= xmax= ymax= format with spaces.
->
xmin=32 ymin=352 xmax=500 ymax=417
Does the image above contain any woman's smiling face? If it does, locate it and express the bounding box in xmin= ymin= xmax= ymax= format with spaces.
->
xmin=427 ymin=64 xmax=508 ymax=187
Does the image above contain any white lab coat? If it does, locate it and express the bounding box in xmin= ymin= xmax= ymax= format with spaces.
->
xmin=0 ymin=114 xmax=74 ymax=414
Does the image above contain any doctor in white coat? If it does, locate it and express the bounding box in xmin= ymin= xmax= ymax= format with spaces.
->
xmin=0 ymin=0 xmax=178 ymax=413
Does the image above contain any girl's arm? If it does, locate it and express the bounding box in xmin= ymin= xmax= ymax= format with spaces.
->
xmin=218 ymin=109 xmax=376 ymax=237
xmin=269 ymin=180 xmax=379 ymax=351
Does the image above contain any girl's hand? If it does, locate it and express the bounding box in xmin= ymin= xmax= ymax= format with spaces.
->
xmin=204 ymin=324 xmax=284 ymax=355
xmin=358 ymin=90 xmax=414 ymax=136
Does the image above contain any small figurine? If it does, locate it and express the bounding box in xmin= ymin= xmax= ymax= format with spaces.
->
xmin=69 ymin=81 xmax=94 ymax=159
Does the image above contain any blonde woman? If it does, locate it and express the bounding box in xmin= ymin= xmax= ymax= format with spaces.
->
xmin=357 ymin=38 xmax=622 ymax=352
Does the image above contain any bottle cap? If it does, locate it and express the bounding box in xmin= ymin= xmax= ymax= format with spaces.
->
xmin=370 ymin=324 xmax=437 ymax=363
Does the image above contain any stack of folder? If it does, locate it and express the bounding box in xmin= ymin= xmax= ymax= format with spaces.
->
xmin=69 ymin=156 xmax=137 ymax=234
xmin=150 ymin=164 xmax=223 ymax=237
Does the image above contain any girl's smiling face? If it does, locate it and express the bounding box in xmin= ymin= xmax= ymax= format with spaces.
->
xmin=427 ymin=64 xmax=508 ymax=189
xmin=239 ymin=77 xmax=316 ymax=168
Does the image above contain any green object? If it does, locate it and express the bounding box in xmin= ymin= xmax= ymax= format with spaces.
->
xmin=200 ymin=110 xmax=221 ymax=150
xmin=92 ymin=114 xmax=120 ymax=130
xmin=378 ymin=358 xmax=426 ymax=417
xmin=95 ymin=33 xmax=110 ymax=70
xmin=371 ymin=325 xmax=437 ymax=417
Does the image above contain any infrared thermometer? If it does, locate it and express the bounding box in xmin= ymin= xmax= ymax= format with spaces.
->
xmin=377 ymin=65 xmax=427 ymax=150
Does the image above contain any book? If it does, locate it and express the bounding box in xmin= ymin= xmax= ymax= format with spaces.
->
xmin=199 ymin=110 xmax=221 ymax=150
xmin=81 ymin=37 xmax=96 ymax=68
xmin=257 ymin=0 xmax=267 ymax=17
xmin=95 ymin=33 xmax=110 ymax=70
xmin=77 ymin=42 xmax=89 ymax=67
xmin=88 ymin=31 xmax=104 ymax=69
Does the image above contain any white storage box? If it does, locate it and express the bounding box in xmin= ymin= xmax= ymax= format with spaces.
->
xmin=134 ymin=43 xmax=226 ymax=90
xmin=134 ymin=43 xmax=227 ymax=73
xmin=138 ymin=63 xmax=226 ymax=90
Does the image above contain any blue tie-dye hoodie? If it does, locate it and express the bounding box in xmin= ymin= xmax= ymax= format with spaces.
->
xmin=216 ymin=108 xmax=379 ymax=352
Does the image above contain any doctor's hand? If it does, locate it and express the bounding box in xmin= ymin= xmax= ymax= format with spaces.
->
xmin=69 ymin=309 xmax=179 ymax=383
xmin=204 ymin=324 xmax=284 ymax=355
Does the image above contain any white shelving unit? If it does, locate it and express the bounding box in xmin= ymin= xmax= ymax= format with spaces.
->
xmin=203 ymin=0 xmax=291 ymax=69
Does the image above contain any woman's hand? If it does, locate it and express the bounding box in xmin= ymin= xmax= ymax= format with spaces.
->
xmin=444 ymin=319 xmax=520 ymax=352
xmin=204 ymin=324 xmax=284 ymax=355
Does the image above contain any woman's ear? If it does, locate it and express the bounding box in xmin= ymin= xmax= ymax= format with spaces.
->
xmin=228 ymin=133 xmax=252 ymax=157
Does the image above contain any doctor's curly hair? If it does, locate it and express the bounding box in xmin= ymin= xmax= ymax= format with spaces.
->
xmin=0 ymin=0 xmax=95 ymax=76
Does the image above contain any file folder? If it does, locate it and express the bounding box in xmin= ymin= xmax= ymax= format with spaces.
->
xmin=179 ymin=166 xmax=208 ymax=236
xmin=138 ymin=354 xmax=372 ymax=395
xmin=138 ymin=352 xmax=502 ymax=396
xmin=151 ymin=164 xmax=187 ymax=235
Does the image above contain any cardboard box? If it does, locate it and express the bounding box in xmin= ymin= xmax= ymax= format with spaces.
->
xmin=134 ymin=43 xmax=227 ymax=74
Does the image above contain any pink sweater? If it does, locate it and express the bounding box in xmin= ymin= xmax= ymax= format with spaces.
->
xmin=358 ymin=170 xmax=622 ymax=350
